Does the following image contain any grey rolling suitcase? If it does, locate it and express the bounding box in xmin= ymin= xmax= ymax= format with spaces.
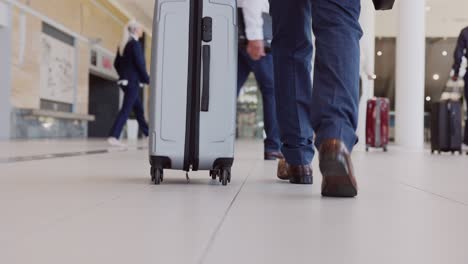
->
xmin=149 ymin=0 xmax=237 ymax=185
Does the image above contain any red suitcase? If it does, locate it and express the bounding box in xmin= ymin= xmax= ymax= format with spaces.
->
xmin=366 ymin=97 xmax=390 ymax=152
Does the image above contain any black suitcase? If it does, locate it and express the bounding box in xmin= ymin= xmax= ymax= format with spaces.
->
xmin=431 ymin=100 xmax=463 ymax=154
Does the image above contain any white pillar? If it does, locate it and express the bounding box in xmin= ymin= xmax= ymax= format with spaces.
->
xmin=357 ymin=0 xmax=376 ymax=145
xmin=395 ymin=0 xmax=426 ymax=149
xmin=0 ymin=2 xmax=12 ymax=140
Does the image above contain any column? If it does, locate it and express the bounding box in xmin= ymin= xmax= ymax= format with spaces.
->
xmin=0 ymin=2 xmax=12 ymax=140
xmin=357 ymin=0 xmax=376 ymax=145
xmin=395 ymin=0 xmax=426 ymax=149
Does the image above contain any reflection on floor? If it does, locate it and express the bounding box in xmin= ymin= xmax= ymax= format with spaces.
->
xmin=0 ymin=139 xmax=467 ymax=264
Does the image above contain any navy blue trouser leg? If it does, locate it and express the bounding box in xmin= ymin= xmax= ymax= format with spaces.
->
xmin=464 ymin=75 xmax=468 ymax=145
xmin=132 ymin=96 xmax=149 ymax=137
xmin=109 ymin=84 xmax=140 ymax=139
xmin=270 ymin=0 xmax=362 ymax=166
xmin=238 ymin=49 xmax=281 ymax=152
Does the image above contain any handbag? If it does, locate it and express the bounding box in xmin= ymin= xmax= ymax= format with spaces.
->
xmin=372 ymin=0 xmax=395 ymax=10
xmin=237 ymin=8 xmax=273 ymax=53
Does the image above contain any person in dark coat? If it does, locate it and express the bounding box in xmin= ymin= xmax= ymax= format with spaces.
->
xmin=108 ymin=20 xmax=150 ymax=147
xmin=451 ymin=26 xmax=468 ymax=147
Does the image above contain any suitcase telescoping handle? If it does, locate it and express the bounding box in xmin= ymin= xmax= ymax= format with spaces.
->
xmin=201 ymin=45 xmax=211 ymax=112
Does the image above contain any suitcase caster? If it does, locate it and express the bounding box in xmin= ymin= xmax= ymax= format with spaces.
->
xmin=365 ymin=145 xmax=370 ymax=152
xmin=219 ymin=169 xmax=231 ymax=186
xmin=383 ymin=146 xmax=388 ymax=152
xmin=151 ymin=167 xmax=163 ymax=185
xmin=210 ymin=170 xmax=218 ymax=180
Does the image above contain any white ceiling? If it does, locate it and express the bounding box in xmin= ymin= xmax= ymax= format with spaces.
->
xmin=113 ymin=0 xmax=468 ymax=37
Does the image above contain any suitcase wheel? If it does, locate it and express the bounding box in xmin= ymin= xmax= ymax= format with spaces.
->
xmin=219 ymin=168 xmax=231 ymax=186
xmin=365 ymin=145 xmax=370 ymax=152
xmin=383 ymin=146 xmax=388 ymax=152
xmin=210 ymin=170 xmax=218 ymax=180
xmin=151 ymin=167 xmax=163 ymax=185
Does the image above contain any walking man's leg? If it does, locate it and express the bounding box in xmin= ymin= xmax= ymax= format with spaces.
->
xmin=311 ymin=0 xmax=362 ymax=197
xmin=251 ymin=54 xmax=283 ymax=160
xmin=271 ymin=0 xmax=361 ymax=196
xmin=237 ymin=49 xmax=252 ymax=95
xmin=270 ymin=0 xmax=314 ymax=184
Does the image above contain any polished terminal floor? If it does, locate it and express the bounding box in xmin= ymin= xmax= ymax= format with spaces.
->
xmin=1 ymin=139 xmax=468 ymax=264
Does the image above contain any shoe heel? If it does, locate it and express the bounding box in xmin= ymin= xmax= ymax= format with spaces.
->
xmin=320 ymin=159 xmax=357 ymax=197
xmin=289 ymin=175 xmax=313 ymax=185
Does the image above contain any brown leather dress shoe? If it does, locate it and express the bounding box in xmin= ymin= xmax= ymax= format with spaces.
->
xmin=265 ymin=151 xmax=284 ymax=161
xmin=319 ymin=139 xmax=358 ymax=197
xmin=277 ymin=159 xmax=313 ymax=184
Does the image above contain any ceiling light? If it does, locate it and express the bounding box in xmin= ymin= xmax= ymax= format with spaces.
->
xmin=426 ymin=96 xmax=431 ymax=102
xmin=433 ymin=74 xmax=440 ymax=81
xmin=377 ymin=51 xmax=383 ymax=56
xmin=425 ymin=6 xmax=431 ymax=12
xmin=442 ymin=51 xmax=448 ymax=56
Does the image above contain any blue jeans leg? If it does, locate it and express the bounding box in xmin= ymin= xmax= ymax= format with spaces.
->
xmin=238 ymin=49 xmax=282 ymax=152
xmin=237 ymin=49 xmax=251 ymax=95
xmin=270 ymin=0 xmax=362 ymax=165
xmin=250 ymin=53 xmax=282 ymax=152
xmin=310 ymin=0 xmax=362 ymax=152
xmin=109 ymin=84 xmax=139 ymax=139
xmin=270 ymin=0 xmax=315 ymax=166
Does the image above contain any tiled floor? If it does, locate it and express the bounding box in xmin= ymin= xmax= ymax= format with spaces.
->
xmin=0 ymin=139 xmax=467 ymax=264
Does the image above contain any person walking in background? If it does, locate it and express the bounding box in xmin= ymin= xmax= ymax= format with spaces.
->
xmin=108 ymin=20 xmax=150 ymax=147
xmin=271 ymin=0 xmax=362 ymax=197
xmin=238 ymin=0 xmax=283 ymax=160
xmin=451 ymin=26 xmax=468 ymax=148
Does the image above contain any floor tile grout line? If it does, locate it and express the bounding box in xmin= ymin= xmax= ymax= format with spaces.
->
xmin=399 ymin=182 xmax=468 ymax=207
xmin=0 ymin=146 xmax=148 ymax=164
xmin=196 ymin=161 xmax=259 ymax=264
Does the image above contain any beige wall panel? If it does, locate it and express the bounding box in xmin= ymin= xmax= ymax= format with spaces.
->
xmin=81 ymin=1 xmax=125 ymax=51
xmin=10 ymin=9 xmax=41 ymax=109
xmin=76 ymin=42 xmax=90 ymax=114
xmin=8 ymin=0 xmax=152 ymax=115
xmin=25 ymin=0 xmax=82 ymax=33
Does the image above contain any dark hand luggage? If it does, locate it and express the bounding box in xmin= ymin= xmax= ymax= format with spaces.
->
xmin=431 ymin=100 xmax=463 ymax=155
xmin=366 ymin=98 xmax=390 ymax=152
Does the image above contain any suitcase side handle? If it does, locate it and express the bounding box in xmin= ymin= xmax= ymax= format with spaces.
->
xmin=201 ymin=45 xmax=211 ymax=112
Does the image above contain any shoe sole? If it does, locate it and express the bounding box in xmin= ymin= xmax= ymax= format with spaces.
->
xmin=320 ymin=159 xmax=357 ymax=198
xmin=289 ymin=175 xmax=313 ymax=185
